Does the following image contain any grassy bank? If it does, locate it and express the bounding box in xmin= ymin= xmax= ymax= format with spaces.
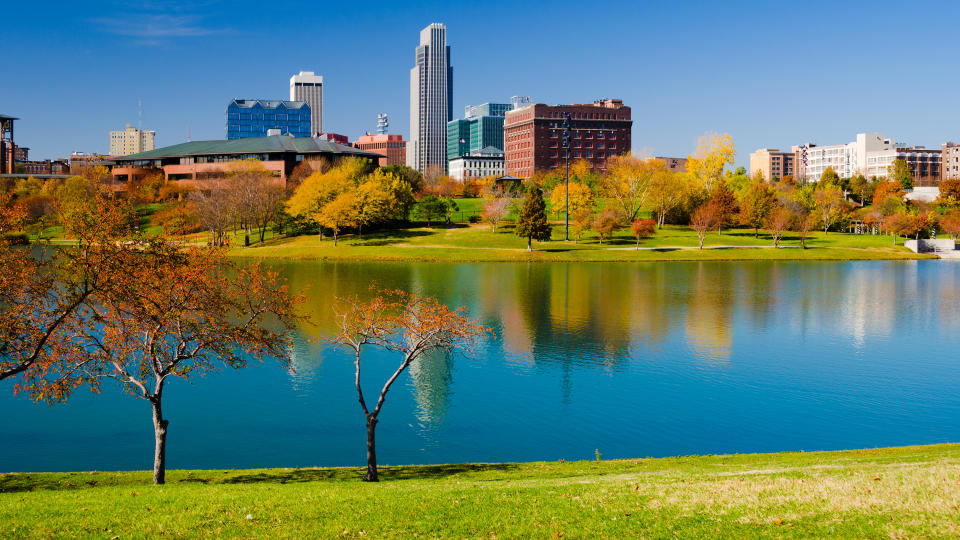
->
xmin=2 ymin=444 xmax=959 ymax=538
xmin=226 ymin=223 xmax=933 ymax=262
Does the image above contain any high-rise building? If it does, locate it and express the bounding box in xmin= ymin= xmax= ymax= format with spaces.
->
xmin=749 ymin=148 xmax=797 ymax=181
xmin=503 ymin=99 xmax=632 ymax=179
xmin=290 ymin=71 xmax=323 ymax=136
xmin=409 ymin=23 xmax=453 ymax=172
xmin=109 ymin=124 xmax=156 ymax=156
xmin=226 ymin=99 xmax=311 ymax=140
xmin=354 ymin=134 xmax=406 ymax=166
xmin=943 ymin=142 xmax=960 ymax=182
xmin=446 ymin=102 xmax=516 ymax=163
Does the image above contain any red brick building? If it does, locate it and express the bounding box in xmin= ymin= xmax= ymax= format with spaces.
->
xmin=503 ymin=99 xmax=632 ymax=178
xmin=353 ymin=134 xmax=406 ymax=166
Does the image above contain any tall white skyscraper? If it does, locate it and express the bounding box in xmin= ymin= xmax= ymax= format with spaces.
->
xmin=409 ymin=23 xmax=453 ymax=172
xmin=290 ymin=71 xmax=323 ymax=136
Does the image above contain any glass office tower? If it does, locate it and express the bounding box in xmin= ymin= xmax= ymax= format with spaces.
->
xmin=226 ymin=99 xmax=312 ymax=140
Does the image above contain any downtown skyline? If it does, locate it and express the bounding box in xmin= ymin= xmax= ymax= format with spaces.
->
xmin=5 ymin=0 xmax=960 ymax=168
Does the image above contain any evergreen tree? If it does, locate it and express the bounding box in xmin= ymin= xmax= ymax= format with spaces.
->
xmin=515 ymin=185 xmax=552 ymax=251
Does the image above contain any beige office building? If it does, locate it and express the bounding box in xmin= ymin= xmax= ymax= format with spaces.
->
xmin=749 ymin=148 xmax=796 ymax=181
xmin=110 ymin=124 xmax=155 ymax=156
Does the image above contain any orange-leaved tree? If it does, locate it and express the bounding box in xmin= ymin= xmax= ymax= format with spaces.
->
xmin=0 ymin=194 xmax=132 ymax=393
xmin=53 ymin=241 xmax=304 ymax=485
xmin=328 ymin=288 xmax=490 ymax=482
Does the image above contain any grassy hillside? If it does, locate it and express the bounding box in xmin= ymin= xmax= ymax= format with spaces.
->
xmin=3 ymin=444 xmax=959 ymax=538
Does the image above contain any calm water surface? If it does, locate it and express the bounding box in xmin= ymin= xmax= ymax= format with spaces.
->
xmin=3 ymin=260 xmax=960 ymax=472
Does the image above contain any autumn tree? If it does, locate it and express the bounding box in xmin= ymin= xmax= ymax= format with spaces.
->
xmin=689 ymin=203 xmax=719 ymax=250
xmin=687 ymin=132 xmax=735 ymax=191
xmin=190 ymin=178 xmax=235 ymax=246
xmin=889 ymin=158 xmax=914 ymax=190
xmin=765 ymin=206 xmax=794 ymax=247
xmin=939 ymin=209 xmax=960 ymax=239
xmin=591 ymin=208 xmax=620 ymax=244
xmin=738 ymin=179 xmax=776 ymax=237
xmin=813 ymin=184 xmax=846 ymax=234
xmin=483 ymin=198 xmax=511 ymax=233
xmin=549 ymin=182 xmax=594 ymax=220
xmin=631 ymin=218 xmax=656 ymax=249
xmin=62 ymin=241 xmax=303 ymax=485
xmin=515 ymin=185 xmax=552 ymax=251
xmin=226 ymin=160 xmax=284 ymax=243
xmin=819 ymin=167 xmax=841 ymax=187
xmin=328 ymin=288 xmax=488 ymax=482
xmin=937 ymin=179 xmax=960 ymax=207
xmin=597 ymin=154 xmax=657 ymax=221
xmin=0 ymin=197 xmax=131 ymax=388
xmin=571 ymin=208 xmax=593 ymax=243
xmin=794 ymin=211 xmax=817 ymax=249
xmin=354 ymin=179 xmax=393 ymax=239
xmin=319 ymin=192 xmax=360 ymax=245
xmin=286 ymin=158 xmax=368 ymax=238
xmin=709 ymin=182 xmax=739 ymax=234
xmin=848 ymin=173 xmax=869 ymax=205
xmin=648 ymin=168 xmax=687 ymax=228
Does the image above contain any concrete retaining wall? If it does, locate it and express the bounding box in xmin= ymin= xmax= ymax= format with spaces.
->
xmin=904 ymin=238 xmax=957 ymax=253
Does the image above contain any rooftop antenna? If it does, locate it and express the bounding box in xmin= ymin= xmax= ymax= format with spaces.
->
xmin=510 ymin=95 xmax=531 ymax=110
xmin=377 ymin=113 xmax=389 ymax=135
xmin=138 ymin=96 xmax=143 ymax=130
xmin=187 ymin=126 xmax=191 ymax=142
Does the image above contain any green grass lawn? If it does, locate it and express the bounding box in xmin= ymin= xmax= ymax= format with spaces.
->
xmin=3 ymin=444 xmax=959 ymax=538
xmin=228 ymin=222 xmax=932 ymax=262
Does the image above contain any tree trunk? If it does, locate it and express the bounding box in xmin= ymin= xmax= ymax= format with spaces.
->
xmin=754 ymin=227 xmax=758 ymax=238
xmin=151 ymin=398 xmax=168 ymax=485
xmin=358 ymin=223 xmax=363 ymax=240
xmin=527 ymin=237 xmax=532 ymax=251
xmin=698 ymin=236 xmax=704 ymax=250
xmin=333 ymin=231 xmax=338 ymax=246
xmin=365 ymin=417 xmax=378 ymax=482
xmin=636 ymin=237 xmax=640 ymax=250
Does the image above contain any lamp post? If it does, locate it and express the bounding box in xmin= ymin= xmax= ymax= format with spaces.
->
xmin=562 ymin=113 xmax=571 ymax=241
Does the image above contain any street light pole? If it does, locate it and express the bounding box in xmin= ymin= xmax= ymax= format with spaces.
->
xmin=562 ymin=113 xmax=571 ymax=241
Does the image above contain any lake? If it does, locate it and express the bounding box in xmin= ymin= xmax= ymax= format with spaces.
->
xmin=3 ymin=260 xmax=960 ymax=473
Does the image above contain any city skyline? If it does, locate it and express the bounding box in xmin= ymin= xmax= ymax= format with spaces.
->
xmin=6 ymin=0 xmax=960 ymax=167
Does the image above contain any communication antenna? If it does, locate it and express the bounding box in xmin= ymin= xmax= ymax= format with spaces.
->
xmin=187 ymin=126 xmax=191 ymax=142
xmin=377 ymin=113 xmax=389 ymax=135
xmin=138 ymin=96 xmax=143 ymax=130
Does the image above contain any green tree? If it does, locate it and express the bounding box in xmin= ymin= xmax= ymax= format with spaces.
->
xmin=515 ymin=185 xmax=552 ymax=251
xmin=848 ymin=173 xmax=869 ymax=205
xmin=412 ymin=195 xmax=449 ymax=227
xmin=889 ymin=159 xmax=913 ymax=190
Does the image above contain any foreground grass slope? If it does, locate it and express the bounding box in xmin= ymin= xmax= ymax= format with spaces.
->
xmin=3 ymin=444 xmax=960 ymax=538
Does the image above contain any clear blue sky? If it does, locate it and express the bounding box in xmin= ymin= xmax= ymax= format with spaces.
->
xmin=5 ymin=0 xmax=959 ymax=167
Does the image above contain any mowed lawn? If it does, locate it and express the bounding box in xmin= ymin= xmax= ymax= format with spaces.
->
xmin=228 ymin=222 xmax=931 ymax=262
xmin=3 ymin=444 xmax=960 ymax=538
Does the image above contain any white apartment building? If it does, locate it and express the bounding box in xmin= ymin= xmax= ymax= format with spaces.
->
xmin=794 ymin=133 xmax=896 ymax=181
xmin=290 ymin=71 xmax=323 ymax=136
xmin=109 ymin=124 xmax=155 ymax=156
xmin=448 ymin=146 xmax=504 ymax=181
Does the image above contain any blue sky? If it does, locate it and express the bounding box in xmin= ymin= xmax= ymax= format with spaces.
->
xmin=4 ymin=0 xmax=959 ymax=167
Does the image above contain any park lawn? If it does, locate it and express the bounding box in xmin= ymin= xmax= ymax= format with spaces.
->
xmin=228 ymin=223 xmax=931 ymax=262
xmin=3 ymin=443 xmax=960 ymax=538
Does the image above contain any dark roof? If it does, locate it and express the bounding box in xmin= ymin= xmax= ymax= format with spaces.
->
xmin=114 ymin=135 xmax=381 ymax=161
xmin=0 ymin=114 xmax=18 ymax=121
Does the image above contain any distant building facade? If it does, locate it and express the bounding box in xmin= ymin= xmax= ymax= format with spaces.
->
xmin=69 ymin=152 xmax=104 ymax=175
xmin=226 ymin=99 xmax=311 ymax=140
xmin=503 ymin=99 xmax=632 ymax=179
xmin=409 ymin=23 xmax=453 ymax=172
xmin=290 ymin=71 xmax=323 ymax=136
xmin=111 ymin=134 xmax=381 ymax=185
xmin=943 ymin=142 xmax=960 ymax=181
xmin=20 ymin=159 xmax=68 ymax=175
xmin=353 ymin=134 xmax=406 ymax=166
xmin=110 ymin=124 xmax=156 ymax=156
xmin=316 ymin=132 xmax=350 ymax=145
xmin=749 ymin=148 xmax=796 ymax=181
xmin=448 ymin=146 xmax=504 ymax=181
xmin=656 ymin=156 xmax=688 ymax=173
xmin=446 ymin=102 xmax=513 ymax=163
xmin=864 ymin=146 xmax=941 ymax=185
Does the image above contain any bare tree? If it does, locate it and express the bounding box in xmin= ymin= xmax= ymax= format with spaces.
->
xmin=483 ymin=198 xmax=511 ymax=233
xmin=689 ymin=203 xmax=719 ymax=250
xmin=328 ymin=288 xmax=489 ymax=482
xmin=765 ymin=206 xmax=794 ymax=247
xmin=190 ymin=178 xmax=236 ymax=246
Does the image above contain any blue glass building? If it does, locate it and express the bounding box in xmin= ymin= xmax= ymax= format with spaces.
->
xmin=226 ymin=100 xmax=312 ymax=140
xmin=446 ymin=102 xmax=512 ymax=161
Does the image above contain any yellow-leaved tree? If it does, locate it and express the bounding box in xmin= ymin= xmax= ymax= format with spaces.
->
xmin=318 ymin=192 xmax=359 ymax=246
xmin=549 ymin=182 xmax=594 ymax=219
xmin=286 ymin=158 xmax=368 ymax=239
xmin=687 ymin=132 xmax=735 ymax=191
